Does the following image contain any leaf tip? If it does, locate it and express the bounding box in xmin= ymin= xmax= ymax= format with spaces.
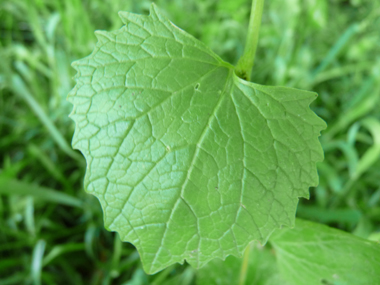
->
xmin=117 ymin=11 xmax=128 ymax=24
xmin=119 ymin=5 xmax=157 ymax=24
xmin=149 ymin=2 xmax=161 ymax=16
xmin=118 ymin=10 xmax=149 ymax=24
xmin=94 ymin=30 xmax=112 ymax=44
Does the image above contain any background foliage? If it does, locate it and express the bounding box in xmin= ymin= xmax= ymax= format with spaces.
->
xmin=0 ymin=0 xmax=379 ymax=284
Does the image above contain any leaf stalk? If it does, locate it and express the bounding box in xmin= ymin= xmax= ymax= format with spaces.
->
xmin=238 ymin=242 xmax=253 ymax=285
xmin=235 ymin=0 xmax=264 ymax=81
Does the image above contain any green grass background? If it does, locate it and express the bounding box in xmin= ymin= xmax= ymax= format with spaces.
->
xmin=0 ymin=0 xmax=379 ymax=284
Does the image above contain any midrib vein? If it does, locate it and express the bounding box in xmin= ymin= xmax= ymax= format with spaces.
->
xmin=149 ymin=69 xmax=234 ymax=270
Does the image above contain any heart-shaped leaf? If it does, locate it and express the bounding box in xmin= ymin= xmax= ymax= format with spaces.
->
xmin=68 ymin=4 xmax=326 ymax=273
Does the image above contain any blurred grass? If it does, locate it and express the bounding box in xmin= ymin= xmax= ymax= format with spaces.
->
xmin=0 ymin=0 xmax=379 ymax=284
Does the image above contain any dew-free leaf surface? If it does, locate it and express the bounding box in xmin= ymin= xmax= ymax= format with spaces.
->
xmin=269 ymin=219 xmax=380 ymax=285
xmin=196 ymin=242 xmax=286 ymax=285
xmin=68 ymin=4 xmax=326 ymax=273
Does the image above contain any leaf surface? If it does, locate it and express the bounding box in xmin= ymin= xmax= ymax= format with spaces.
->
xmin=270 ymin=219 xmax=380 ymax=285
xmin=68 ymin=4 xmax=326 ymax=273
xmin=196 ymin=242 xmax=286 ymax=285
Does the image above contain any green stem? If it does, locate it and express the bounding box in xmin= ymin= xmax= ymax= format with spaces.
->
xmin=238 ymin=243 xmax=253 ymax=285
xmin=235 ymin=0 xmax=265 ymax=81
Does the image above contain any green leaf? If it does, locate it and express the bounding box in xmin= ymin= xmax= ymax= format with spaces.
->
xmin=68 ymin=4 xmax=326 ymax=273
xmin=269 ymin=219 xmax=380 ymax=285
xmin=0 ymin=177 xmax=82 ymax=208
xmin=196 ymin=242 xmax=286 ymax=285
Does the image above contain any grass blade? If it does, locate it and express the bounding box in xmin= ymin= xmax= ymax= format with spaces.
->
xmin=0 ymin=177 xmax=83 ymax=208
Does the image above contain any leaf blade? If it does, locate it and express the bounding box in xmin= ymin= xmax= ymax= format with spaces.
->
xmin=68 ymin=4 xmax=326 ymax=273
xmin=269 ymin=219 xmax=380 ymax=285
